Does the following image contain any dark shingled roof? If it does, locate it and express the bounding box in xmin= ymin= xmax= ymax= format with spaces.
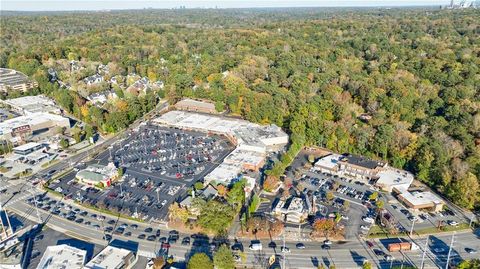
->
xmin=340 ymin=154 xmax=386 ymax=169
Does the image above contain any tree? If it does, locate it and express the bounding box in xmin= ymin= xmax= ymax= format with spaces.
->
xmin=343 ymin=200 xmax=350 ymax=211
xmin=152 ymin=257 xmax=165 ymax=269
xmin=117 ymin=167 xmax=124 ymax=177
xmin=213 ymin=245 xmax=235 ymax=269
xmin=227 ymin=179 xmax=246 ymax=207
xmin=369 ymin=192 xmax=379 ymax=201
xmin=196 ymin=200 xmax=235 ymax=234
xmin=456 ymin=259 xmax=480 ymax=269
xmin=59 ymin=138 xmax=69 ymax=149
xmin=312 ymin=218 xmax=335 ymax=237
xmin=263 ymin=175 xmax=279 ymax=192
xmin=194 ymin=182 xmax=204 ymax=190
xmin=308 ymin=154 xmax=315 ymax=163
xmin=168 ymin=202 xmax=190 ymax=223
xmin=187 ymin=253 xmax=213 ymax=269
xmin=362 ymin=261 xmax=372 ymax=269
xmin=326 ymin=191 xmax=334 ymax=201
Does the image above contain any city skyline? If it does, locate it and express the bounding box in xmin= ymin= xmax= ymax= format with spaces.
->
xmin=2 ymin=0 xmax=450 ymax=11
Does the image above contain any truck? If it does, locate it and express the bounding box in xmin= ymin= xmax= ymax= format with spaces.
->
xmin=387 ymin=241 xmax=419 ymax=252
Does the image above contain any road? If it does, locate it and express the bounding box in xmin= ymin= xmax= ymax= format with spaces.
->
xmin=3 ymin=186 xmax=479 ymax=269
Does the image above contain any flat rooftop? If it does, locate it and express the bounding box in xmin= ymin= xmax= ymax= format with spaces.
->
xmin=2 ymin=95 xmax=60 ymax=114
xmin=314 ymin=153 xmax=342 ymax=170
xmin=0 ymin=112 xmax=69 ymax=135
xmin=84 ymin=246 xmax=133 ymax=269
xmin=153 ymin=111 xmax=288 ymax=152
xmin=399 ymin=191 xmax=444 ymax=206
xmin=36 ymin=244 xmax=87 ymax=269
xmin=0 ymin=68 xmax=32 ymax=87
xmin=175 ymin=98 xmax=216 ymax=111
xmin=223 ymin=148 xmax=265 ymax=166
xmin=13 ymin=142 xmax=41 ymax=152
xmin=339 ymin=154 xmax=386 ymax=170
xmin=204 ymin=163 xmax=242 ymax=185
xmin=376 ymin=168 xmax=414 ymax=187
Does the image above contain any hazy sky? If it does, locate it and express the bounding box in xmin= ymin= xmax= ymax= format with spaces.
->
xmin=1 ymin=0 xmax=449 ymax=11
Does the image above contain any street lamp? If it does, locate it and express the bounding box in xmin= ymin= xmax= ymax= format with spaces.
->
xmin=409 ymin=218 xmax=415 ymax=237
xmin=445 ymin=232 xmax=455 ymax=269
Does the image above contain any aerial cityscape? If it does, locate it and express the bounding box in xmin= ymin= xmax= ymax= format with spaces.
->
xmin=0 ymin=1 xmax=479 ymax=269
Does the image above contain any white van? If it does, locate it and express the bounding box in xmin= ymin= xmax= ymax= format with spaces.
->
xmin=249 ymin=242 xmax=262 ymax=251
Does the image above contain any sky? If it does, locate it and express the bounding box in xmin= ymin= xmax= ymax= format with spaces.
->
xmin=1 ymin=0 xmax=450 ymax=11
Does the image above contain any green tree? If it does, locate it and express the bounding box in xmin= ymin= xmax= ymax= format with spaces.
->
xmin=456 ymin=259 xmax=480 ymax=269
xmin=187 ymin=253 xmax=213 ymax=269
xmin=213 ymin=245 xmax=235 ymax=269
xmin=369 ymin=192 xmax=379 ymax=201
xmin=59 ymin=138 xmax=69 ymax=149
xmin=194 ymin=182 xmax=204 ymax=190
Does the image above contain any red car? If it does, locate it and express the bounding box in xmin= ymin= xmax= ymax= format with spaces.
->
xmin=366 ymin=240 xmax=374 ymax=248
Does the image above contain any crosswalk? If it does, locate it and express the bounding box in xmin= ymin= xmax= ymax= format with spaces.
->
xmin=2 ymin=188 xmax=40 ymax=208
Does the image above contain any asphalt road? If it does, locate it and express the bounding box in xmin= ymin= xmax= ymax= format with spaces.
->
xmin=3 ymin=184 xmax=479 ymax=269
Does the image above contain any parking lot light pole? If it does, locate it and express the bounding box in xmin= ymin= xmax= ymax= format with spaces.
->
xmin=445 ymin=232 xmax=455 ymax=269
xmin=409 ymin=219 xmax=415 ymax=237
xmin=420 ymin=235 xmax=429 ymax=269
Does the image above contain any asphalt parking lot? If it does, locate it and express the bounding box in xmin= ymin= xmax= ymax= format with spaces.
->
xmin=303 ymin=169 xmax=469 ymax=237
xmin=47 ymin=124 xmax=234 ymax=222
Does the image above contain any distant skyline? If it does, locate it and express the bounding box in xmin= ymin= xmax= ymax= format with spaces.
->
xmin=1 ymin=0 xmax=450 ymax=11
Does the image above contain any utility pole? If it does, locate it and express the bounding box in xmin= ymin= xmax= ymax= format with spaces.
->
xmin=282 ymin=232 xmax=286 ymax=269
xmin=409 ymin=219 xmax=416 ymax=237
xmin=445 ymin=232 xmax=455 ymax=269
xmin=32 ymin=186 xmax=42 ymax=223
xmin=420 ymin=235 xmax=429 ymax=269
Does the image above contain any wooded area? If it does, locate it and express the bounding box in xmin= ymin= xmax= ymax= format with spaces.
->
xmin=1 ymin=8 xmax=479 ymax=209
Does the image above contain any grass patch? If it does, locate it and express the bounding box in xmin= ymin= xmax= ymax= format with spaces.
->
xmin=41 ymin=159 xmax=59 ymax=168
xmin=368 ymin=223 xmax=471 ymax=239
xmin=415 ymin=223 xmax=470 ymax=235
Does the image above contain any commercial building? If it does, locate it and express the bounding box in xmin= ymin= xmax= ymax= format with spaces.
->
xmin=0 ymin=112 xmax=70 ymax=144
xmin=223 ymin=148 xmax=265 ymax=171
xmin=76 ymin=163 xmax=118 ymax=188
xmin=175 ymin=98 xmax=217 ymax=114
xmin=0 ymin=68 xmax=38 ymax=93
xmin=153 ymin=111 xmax=289 ymax=187
xmin=338 ymin=154 xmax=387 ymax=180
xmin=314 ymin=153 xmax=389 ymax=180
xmin=397 ymin=191 xmax=445 ymax=212
xmin=84 ymin=246 xmax=136 ymax=269
xmin=203 ymin=163 xmax=243 ymax=186
xmin=313 ymin=153 xmax=342 ymax=174
xmin=273 ymin=197 xmax=308 ymax=224
xmin=374 ymin=168 xmax=414 ymax=193
xmin=12 ymin=142 xmax=44 ymax=155
xmin=36 ymin=245 xmax=87 ymax=269
xmin=1 ymin=95 xmax=62 ymax=115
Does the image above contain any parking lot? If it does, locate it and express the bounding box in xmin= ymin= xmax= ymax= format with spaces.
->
xmin=302 ymin=169 xmax=470 ymax=237
xmin=47 ymin=124 xmax=234 ymax=222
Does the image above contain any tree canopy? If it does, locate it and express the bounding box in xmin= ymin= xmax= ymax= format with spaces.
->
xmin=1 ymin=7 xmax=479 ymax=209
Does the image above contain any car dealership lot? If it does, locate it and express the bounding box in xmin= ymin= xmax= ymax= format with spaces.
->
xmin=47 ymin=124 xmax=234 ymax=222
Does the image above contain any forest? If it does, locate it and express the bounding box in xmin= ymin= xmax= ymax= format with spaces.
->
xmin=1 ymin=7 xmax=479 ymax=209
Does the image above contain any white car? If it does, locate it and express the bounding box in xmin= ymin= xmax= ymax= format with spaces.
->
xmin=362 ymin=217 xmax=375 ymax=224
xmin=281 ymin=247 xmax=290 ymax=253
xmin=448 ymin=220 xmax=459 ymax=226
xmin=323 ymin=240 xmax=332 ymax=245
xmin=360 ymin=225 xmax=370 ymax=230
